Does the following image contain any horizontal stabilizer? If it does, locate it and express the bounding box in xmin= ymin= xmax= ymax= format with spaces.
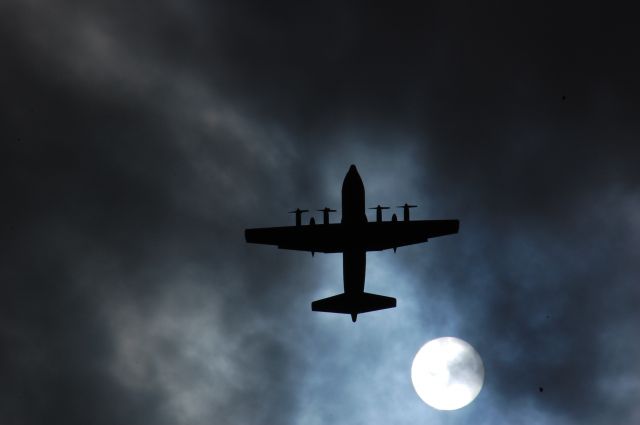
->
xmin=311 ymin=292 xmax=396 ymax=315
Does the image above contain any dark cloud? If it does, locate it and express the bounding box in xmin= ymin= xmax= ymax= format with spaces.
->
xmin=2 ymin=1 xmax=639 ymax=424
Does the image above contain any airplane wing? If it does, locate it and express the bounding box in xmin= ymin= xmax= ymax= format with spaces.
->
xmin=361 ymin=219 xmax=459 ymax=251
xmin=245 ymin=224 xmax=345 ymax=253
xmin=245 ymin=219 xmax=458 ymax=253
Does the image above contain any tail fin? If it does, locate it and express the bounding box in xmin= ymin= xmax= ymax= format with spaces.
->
xmin=311 ymin=292 xmax=396 ymax=321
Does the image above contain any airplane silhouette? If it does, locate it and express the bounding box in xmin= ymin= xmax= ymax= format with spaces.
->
xmin=245 ymin=165 xmax=459 ymax=322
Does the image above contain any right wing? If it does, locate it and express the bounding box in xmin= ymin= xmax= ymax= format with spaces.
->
xmin=245 ymin=223 xmax=345 ymax=253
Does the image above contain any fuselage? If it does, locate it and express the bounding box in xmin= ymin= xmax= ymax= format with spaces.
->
xmin=341 ymin=165 xmax=367 ymax=226
xmin=341 ymin=165 xmax=367 ymax=297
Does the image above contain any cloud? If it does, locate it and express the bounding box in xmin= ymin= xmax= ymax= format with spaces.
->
xmin=2 ymin=1 xmax=640 ymax=424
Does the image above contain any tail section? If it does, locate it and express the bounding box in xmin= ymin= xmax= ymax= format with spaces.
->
xmin=311 ymin=292 xmax=396 ymax=321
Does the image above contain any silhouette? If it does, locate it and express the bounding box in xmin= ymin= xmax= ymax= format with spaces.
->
xmin=245 ymin=165 xmax=459 ymax=322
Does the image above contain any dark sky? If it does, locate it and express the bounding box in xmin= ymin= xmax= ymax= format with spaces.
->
xmin=2 ymin=1 xmax=640 ymax=424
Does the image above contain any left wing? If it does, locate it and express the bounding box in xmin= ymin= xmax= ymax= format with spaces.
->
xmin=245 ymin=224 xmax=345 ymax=253
xmin=361 ymin=219 xmax=459 ymax=251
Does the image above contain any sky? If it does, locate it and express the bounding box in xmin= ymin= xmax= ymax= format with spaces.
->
xmin=2 ymin=1 xmax=640 ymax=424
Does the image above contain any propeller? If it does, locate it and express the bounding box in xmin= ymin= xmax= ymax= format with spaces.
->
xmin=288 ymin=208 xmax=309 ymax=213
xmin=397 ymin=203 xmax=417 ymax=221
xmin=316 ymin=207 xmax=336 ymax=225
xmin=369 ymin=205 xmax=390 ymax=222
xmin=288 ymin=208 xmax=309 ymax=226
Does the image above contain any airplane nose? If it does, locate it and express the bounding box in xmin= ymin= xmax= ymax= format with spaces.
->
xmin=346 ymin=165 xmax=361 ymax=181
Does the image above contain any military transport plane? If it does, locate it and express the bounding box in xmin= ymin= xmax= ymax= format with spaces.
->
xmin=245 ymin=165 xmax=459 ymax=322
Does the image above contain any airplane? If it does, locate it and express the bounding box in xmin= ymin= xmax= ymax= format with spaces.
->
xmin=245 ymin=165 xmax=459 ymax=322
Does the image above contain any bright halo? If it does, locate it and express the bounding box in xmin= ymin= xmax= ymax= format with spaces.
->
xmin=411 ymin=337 xmax=484 ymax=410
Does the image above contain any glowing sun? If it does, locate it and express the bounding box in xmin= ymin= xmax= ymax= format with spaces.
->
xmin=411 ymin=337 xmax=484 ymax=410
